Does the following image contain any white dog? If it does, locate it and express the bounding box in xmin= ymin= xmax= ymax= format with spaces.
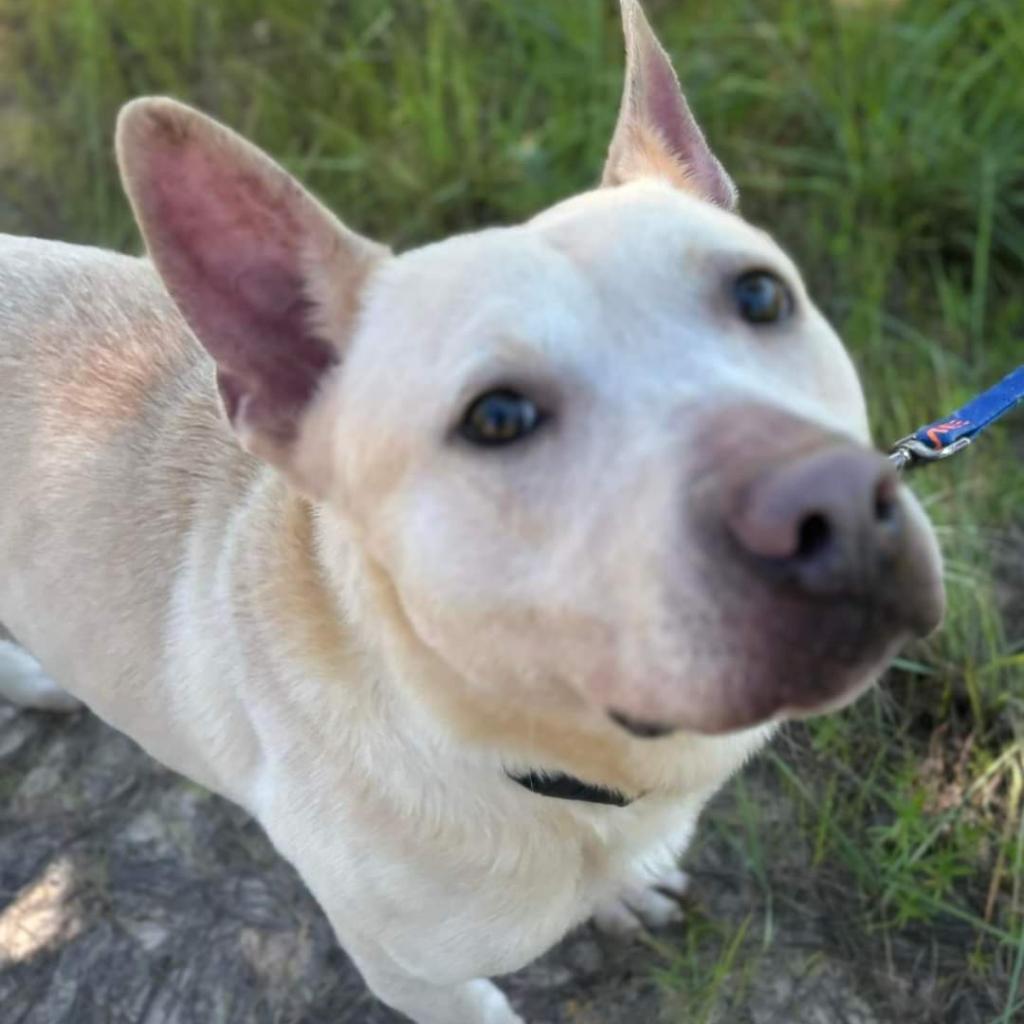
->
xmin=0 ymin=2 xmax=944 ymax=1021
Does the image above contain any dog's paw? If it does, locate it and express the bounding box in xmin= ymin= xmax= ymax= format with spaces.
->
xmin=0 ymin=641 xmax=82 ymax=713
xmin=466 ymin=980 xmax=526 ymax=1024
xmin=592 ymin=868 xmax=689 ymax=935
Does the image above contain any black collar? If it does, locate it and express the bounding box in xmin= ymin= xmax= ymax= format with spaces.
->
xmin=508 ymin=769 xmax=634 ymax=807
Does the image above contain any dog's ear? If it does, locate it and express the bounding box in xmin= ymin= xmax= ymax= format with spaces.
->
xmin=116 ymin=97 xmax=389 ymax=500
xmin=603 ymin=0 xmax=737 ymax=210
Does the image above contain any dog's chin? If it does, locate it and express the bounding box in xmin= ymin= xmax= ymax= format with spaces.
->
xmin=736 ymin=657 xmax=890 ymax=734
xmin=608 ymin=664 xmax=885 ymax=740
xmin=604 ymin=623 xmax=908 ymax=739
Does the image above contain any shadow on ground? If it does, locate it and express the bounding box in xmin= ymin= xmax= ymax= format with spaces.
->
xmin=0 ymin=703 xmax=997 ymax=1024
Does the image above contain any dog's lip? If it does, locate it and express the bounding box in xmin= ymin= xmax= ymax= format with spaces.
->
xmin=608 ymin=709 xmax=679 ymax=740
xmin=604 ymin=626 xmax=906 ymax=738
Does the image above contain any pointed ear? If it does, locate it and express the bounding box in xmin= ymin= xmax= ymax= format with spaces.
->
xmin=603 ymin=0 xmax=737 ymax=210
xmin=116 ymin=97 xmax=389 ymax=499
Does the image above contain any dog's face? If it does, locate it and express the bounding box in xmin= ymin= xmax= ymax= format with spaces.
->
xmin=117 ymin=1 xmax=943 ymax=740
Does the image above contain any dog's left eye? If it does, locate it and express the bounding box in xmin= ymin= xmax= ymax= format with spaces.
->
xmin=734 ymin=270 xmax=793 ymax=325
xmin=459 ymin=389 xmax=543 ymax=447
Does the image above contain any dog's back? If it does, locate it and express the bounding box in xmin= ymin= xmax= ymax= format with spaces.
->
xmin=0 ymin=236 xmax=254 ymax=734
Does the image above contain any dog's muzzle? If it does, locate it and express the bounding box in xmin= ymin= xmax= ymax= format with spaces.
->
xmin=608 ymin=403 xmax=945 ymax=738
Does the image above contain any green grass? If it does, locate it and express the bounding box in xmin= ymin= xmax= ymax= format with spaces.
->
xmin=0 ymin=0 xmax=1022 ymax=1019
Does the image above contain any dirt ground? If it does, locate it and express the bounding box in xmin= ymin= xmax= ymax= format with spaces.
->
xmin=0 ymin=699 xmax=1000 ymax=1024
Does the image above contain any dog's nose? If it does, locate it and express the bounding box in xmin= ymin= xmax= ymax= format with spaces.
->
xmin=725 ymin=445 xmax=902 ymax=597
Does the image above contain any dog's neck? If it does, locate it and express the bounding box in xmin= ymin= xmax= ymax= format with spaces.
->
xmin=305 ymin=497 xmax=659 ymax=796
xmin=248 ymin=481 xmax=766 ymax=803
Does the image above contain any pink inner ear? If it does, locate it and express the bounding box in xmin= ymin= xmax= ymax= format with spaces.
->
xmin=640 ymin=47 xmax=734 ymax=209
xmin=645 ymin=54 xmax=696 ymax=158
xmin=145 ymin=140 xmax=338 ymax=443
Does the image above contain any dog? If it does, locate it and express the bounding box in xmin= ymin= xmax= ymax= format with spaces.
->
xmin=0 ymin=2 xmax=944 ymax=1021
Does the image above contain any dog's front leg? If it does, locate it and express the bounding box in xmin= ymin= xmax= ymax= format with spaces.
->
xmin=345 ymin=935 xmax=524 ymax=1024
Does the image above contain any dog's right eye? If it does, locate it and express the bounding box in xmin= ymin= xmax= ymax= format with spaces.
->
xmin=733 ymin=270 xmax=793 ymax=325
xmin=458 ymin=389 xmax=544 ymax=447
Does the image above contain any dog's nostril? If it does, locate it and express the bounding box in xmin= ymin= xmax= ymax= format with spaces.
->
xmin=873 ymin=478 xmax=898 ymax=524
xmin=795 ymin=512 xmax=831 ymax=561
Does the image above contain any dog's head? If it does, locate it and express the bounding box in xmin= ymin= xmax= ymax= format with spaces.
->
xmin=117 ymin=0 xmax=943 ymax=747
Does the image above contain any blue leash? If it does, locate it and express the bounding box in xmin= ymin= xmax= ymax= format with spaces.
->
xmin=889 ymin=364 xmax=1024 ymax=471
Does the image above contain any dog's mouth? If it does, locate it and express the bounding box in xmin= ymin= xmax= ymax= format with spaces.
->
xmin=600 ymin=589 xmax=924 ymax=740
xmin=600 ymin=540 xmax=940 ymax=741
xmin=607 ymin=709 xmax=680 ymax=739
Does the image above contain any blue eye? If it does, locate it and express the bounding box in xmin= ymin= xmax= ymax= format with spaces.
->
xmin=734 ymin=270 xmax=793 ymax=325
xmin=459 ymin=389 xmax=543 ymax=447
